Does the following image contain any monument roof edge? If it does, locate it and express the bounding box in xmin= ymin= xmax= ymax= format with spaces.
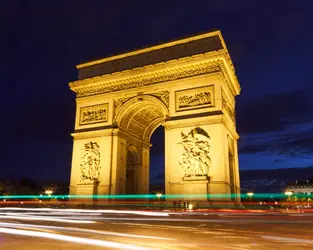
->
xmin=76 ymin=30 xmax=224 ymax=69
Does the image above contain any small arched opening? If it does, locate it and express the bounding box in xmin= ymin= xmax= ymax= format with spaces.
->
xmin=126 ymin=147 xmax=140 ymax=194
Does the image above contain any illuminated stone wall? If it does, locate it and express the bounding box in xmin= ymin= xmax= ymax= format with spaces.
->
xmin=68 ymin=30 xmax=241 ymax=203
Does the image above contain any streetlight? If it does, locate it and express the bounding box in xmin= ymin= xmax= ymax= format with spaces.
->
xmin=156 ymin=193 xmax=162 ymax=201
xmin=284 ymin=191 xmax=293 ymax=196
xmin=156 ymin=193 xmax=162 ymax=208
xmin=45 ymin=190 xmax=53 ymax=196
xmin=247 ymin=192 xmax=254 ymax=204
xmin=284 ymin=191 xmax=293 ymax=205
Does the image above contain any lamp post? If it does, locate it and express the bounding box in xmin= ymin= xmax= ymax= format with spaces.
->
xmin=284 ymin=191 xmax=293 ymax=205
xmin=247 ymin=192 xmax=254 ymax=204
xmin=284 ymin=191 xmax=293 ymax=197
xmin=45 ymin=190 xmax=53 ymax=196
xmin=156 ymin=193 xmax=162 ymax=202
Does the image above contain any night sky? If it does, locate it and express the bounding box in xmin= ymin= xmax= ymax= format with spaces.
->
xmin=1 ymin=1 xmax=313 ymax=184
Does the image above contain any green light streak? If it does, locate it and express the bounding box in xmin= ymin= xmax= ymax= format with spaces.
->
xmin=0 ymin=193 xmax=295 ymax=200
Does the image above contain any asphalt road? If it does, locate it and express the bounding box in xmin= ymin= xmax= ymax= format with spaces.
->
xmin=0 ymin=208 xmax=313 ymax=249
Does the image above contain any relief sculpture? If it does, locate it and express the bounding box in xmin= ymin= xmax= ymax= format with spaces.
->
xmin=150 ymin=91 xmax=169 ymax=107
xmin=80 ymin=142 xmax=101 ymax=181
xmin=177 ymin=127 xmax=211 ymax=177
xmin=80 ymin=104 xmax=108 ymax=125
xmin=222 ymin=91 xmax=235 ymax=122
xmin=176 ymin=86 xmax=214 ymax=112
xmin=178 ymin=92 xmax=211 ymax=108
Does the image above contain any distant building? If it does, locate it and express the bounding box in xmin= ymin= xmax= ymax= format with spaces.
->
xmin=285 ymin=179 xmax=313 ymax=195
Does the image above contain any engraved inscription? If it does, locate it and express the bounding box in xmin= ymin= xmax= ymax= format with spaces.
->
xmin=177 ymin=127 xmax=211 ymax=177
xmin=79 ymin=104 xmax=108 ymax=125
xmin=176 ymin=85 xmax=214 ymax=112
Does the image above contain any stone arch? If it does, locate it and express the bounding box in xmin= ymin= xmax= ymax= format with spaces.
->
xmin=69 ymin=31 xmax=242 ymax=204
xmin=127 ymin=144 xmax=141 ymax=163
xmin=115 ymin=95 xmax=169 ymax=141
xmin=126 ymin=145 xmax=141 ymax=194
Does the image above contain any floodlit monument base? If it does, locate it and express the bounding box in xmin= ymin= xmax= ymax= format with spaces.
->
xmin=68 ymin=30 xmax=242 ymax=205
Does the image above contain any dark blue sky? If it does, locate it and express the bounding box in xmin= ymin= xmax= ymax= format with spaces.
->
xmin=1 ymin=1 xmax=313 ymax=183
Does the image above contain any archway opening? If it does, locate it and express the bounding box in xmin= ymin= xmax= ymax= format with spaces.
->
xmin=115 ymin=95 xmax=168 ymax=195
xmin=150 ymin=125 xmax=165 ymax=194
xmin=126 ymin=150 xmax=136 ymax=194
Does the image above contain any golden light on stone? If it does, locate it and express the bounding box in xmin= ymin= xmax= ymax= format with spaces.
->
xmin=68 ymin=30 xmax=241 ymax=204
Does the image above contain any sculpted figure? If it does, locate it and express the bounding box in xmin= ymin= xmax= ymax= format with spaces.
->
xmin=80 ymin=142 xmax=101 ymax=181
xmin=178 ymin=127 xmax=211 ymax=177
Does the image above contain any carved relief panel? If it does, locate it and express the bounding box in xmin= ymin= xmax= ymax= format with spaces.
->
xmin=222 ymin=90 xmax=235 ymax=122
xmin=79 ymin=103 xmax=109 ymax=126
xmin=80 ymin=141 xmax=101 ymax=182
xmin=150 ymin=91 xmax=169 ymax=108
xmin=113 ymin=91 xmax=169 ymax=120
xmin=177 ymin=127 xmax=211 ymax=178
xmin=175 ymin=85 xmax=214 ymax=112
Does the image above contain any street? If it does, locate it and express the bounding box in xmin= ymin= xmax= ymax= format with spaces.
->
xmin=0 ymin=208 xmax=313 ymax=249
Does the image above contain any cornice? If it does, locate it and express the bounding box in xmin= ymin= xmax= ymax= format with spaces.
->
xmin=222 ymin=116 xmax=239 ymax=140
xmin=70 ymin=54 xmax=240 ymax=98
xmin=164 ymin=116 xmax=223 ymax=130
xmin=164 ymin=114 xmax=239 ymax=140
xmin=76 ymin=30 xmax=223 ymax=69
xmin=71 ymin=128 xmax=118 ymax=140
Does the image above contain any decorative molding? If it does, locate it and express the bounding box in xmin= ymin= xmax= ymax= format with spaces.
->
xmin=70 ymin=60 xmax=237 ymax=97
xmin=164 ymin=116 xmax=223 ymax=130
xmin=118 ymin=128 xmax=151 ymax=148
xmin=114 ymin=96 xmax=133 ymax=111
xmin=150 ymin=91 xmax=169 ymax=108
xmin=77 ymin=34 xmax=224 ymax=78
xmin=80 ymin=142 xmax=101 ymax=182
xmin=113 ymin=96 xmax=133 ymax=118
xmin=177 ymin=127 xmax=211 ymax=177
xmin=222 ymin=90 xmax=235 ymax=122
xmin=175 ymin=85 xmax=213 ymax=112
xmin=79 ymin=103 xmax=108 ymax=126
xmin=164 ymin=115 xmax=239 ymax=140
xmin=219 ymin=61 xmax=237 ymax=96
xmin=72 ymin=128 xmax=119 ymax=140
xmin=228 ymin=135 xmax=235 ymax=156
xmin=113 ymin=91 xmax=169 ymax=120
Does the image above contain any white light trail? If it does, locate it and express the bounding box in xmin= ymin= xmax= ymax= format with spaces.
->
xmin=0 ymin=215 xmax=94 ymax=224
xmin=0 ymin=222 xmax=176 ymax=241
xmin=261 ymin=235 xmax=313 ymax=244
xmin=0 ymin=207 xmax=170 ymax=217
xmin=0 ymin=227 xmax=156 ymax=250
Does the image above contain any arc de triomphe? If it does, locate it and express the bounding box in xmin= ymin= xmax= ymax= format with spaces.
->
xmin=68 ymin=30 xmax=241 ymax=203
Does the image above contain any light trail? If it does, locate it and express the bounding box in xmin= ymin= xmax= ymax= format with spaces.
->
xmin=0 ymin=227 xmax=156 ymax=250
xmin=0 ymin=193 xmax=292 ymax=199
xmin=92 ymin=217 xmax=313 ymax=224
xmin=260 ymin=235 xmax=313 ymax=244
xmin=0 ymin=214 xmax=95 ymax=224
xmin=0 ymin=207 xmax=171 ymax=217
xmin=0 ymin=221 xmax=176 ymax=241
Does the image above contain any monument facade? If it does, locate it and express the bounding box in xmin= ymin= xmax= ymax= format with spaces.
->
xmin=69 ymin=30 xmax=241 ymax=203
